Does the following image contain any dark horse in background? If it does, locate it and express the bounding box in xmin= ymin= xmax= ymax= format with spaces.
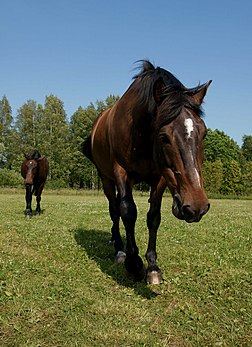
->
xmin=21 ymin=150 xmax=49 ymax=217
xmin=83 ymin=61 xmax=212 ymax=284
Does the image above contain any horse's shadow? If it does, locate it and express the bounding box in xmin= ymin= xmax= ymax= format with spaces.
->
xmin=73 ymin=228 xmax=158 ymax=299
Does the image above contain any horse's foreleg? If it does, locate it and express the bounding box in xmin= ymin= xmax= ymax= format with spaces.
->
xmin=145 ymin=178 xmax=166 ymax=284
xmin=35 ymin=183 xmax=44 ymax=215
xmin=35 ymin=195 xmax=41 ymax=215
xmin=102 ymin=177 xmax=125 ymax=263
xmin=120 ymin=194 xmax=145 ymax=281
xmin=115 ymin=167 xmax=145 ymax=281
xmin=25 ymin=184 xmax=32 ymax=217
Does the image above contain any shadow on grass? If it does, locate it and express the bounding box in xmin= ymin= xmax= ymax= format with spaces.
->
xmin=73 ymin=228 xmax=158 ymax=299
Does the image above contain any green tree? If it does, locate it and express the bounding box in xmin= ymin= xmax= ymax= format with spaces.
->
xmin=0 ymin=96 xmax=13 ymax=168
xmin=242 ymin=135 xmax=252 ymax=161
xmin=11 ymin=100 xmax=42 ymax=171
xmin=40 ymin=95 xmax=71 ymax=183
xmin=0 ymin=95 xmax=12 ymax=139
xmin=69 ymin=97 xmax=119 ymax=189
xmin=0 ymin=142 xmax=7 ymax=168
xmin=68 ymin=105 xmax=96 ymax=188
xmin=204 ymin=129 xmax=244 ymax=164
xmin=203 ymin=160 xmax=223 ymax=194
xmin=69 ymin=105 xmax=97 ymax=146
xmin=221 ymin=160 xmax=243 ymax=194
xmin=95 ymin=95 xmax=120 ymax=114
xmin=14 ymin=100 xmax=40 ymax=152
xmin=242 ymin=161 xmax=252 ymax=194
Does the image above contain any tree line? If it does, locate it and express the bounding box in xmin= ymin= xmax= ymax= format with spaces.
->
xmin=0 ymin=94 xmax=252 ymax=196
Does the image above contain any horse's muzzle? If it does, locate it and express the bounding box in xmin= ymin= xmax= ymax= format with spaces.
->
xmin=24 ymin=174 xmax=34 ymax=185
xmin=172 ymin=194 xmax=210 ymax=223
xmin=25 ymin=179 xmax=33 ymax=186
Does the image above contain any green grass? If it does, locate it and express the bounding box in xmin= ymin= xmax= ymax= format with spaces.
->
xmin=0 ymin=190 xmax=251 ymax=346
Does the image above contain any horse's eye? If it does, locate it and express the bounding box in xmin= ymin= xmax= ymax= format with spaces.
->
xmin=160 ymin=134 xmax=171 ymax=145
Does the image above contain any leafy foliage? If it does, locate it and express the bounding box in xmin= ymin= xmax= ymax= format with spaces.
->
xmin=0 ymin=168 xmax=23 ymax=186
xmin=0 ymin=96 xmax=13 ymax=168
xmin=242 ymin=161 xmax=252 ymax=194
xmin=204 ymin=129 xmax=243 ymax=164
xmin=242 ymin=135 xmax=252 ymax=161
xmin=221 ymin=160 xmax=243 ymax=194
xmin=0 ymin=95 xmax=12 ymax=140
xmin=203 ymin=160 xmax=223 ymax=194
xmin=40 ymin=95 xmax=71 ymax=181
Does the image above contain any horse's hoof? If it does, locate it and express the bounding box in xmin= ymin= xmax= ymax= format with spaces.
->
xmin=125 ymin=255 xmax=146 ymax=282
xmin=146 ymin=270 xmax=162 ymax=285
xmin=115 ymin=251 xmax=126 ymax=264
xmin=126 ymin=264 xmax=146 ymax=282
xmin=26 ymin=214 xmax=32 ymax=219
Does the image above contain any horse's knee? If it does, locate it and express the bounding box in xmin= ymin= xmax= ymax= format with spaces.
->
xmin=120 ymin=198 xmax=137 ymax=225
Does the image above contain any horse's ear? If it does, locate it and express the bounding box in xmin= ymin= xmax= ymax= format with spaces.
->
xmin=186 ymin=80 xmax=212 ymax=106
xmin=153 ymin=77 xmax=166 ymax=104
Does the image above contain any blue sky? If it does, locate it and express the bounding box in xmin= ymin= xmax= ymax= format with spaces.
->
xmin=1 ymin=0 xmax=251 ymax=145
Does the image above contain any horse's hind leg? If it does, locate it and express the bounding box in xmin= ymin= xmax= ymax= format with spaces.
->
xmin=102 ymin=177 xmax=125 ymax=263
xmin=145 ymin=178 xmax=167 ymax=284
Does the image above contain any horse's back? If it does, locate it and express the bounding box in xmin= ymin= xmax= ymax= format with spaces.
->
xmin=89 ymin=108 xmax=116 ymax=177
xmin=38 ymin=157 xmax=49 ymax=180
xmin=89 ymin=95 xmax=155 ymax=182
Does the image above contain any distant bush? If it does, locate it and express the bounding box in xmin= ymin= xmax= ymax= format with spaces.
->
xmin=0 ymin=168 xmax=23 ymax=187
xmin=0 ymin=169 xmax=70 ymax=190
xmin=46 ymin=178 xmax=68 ymax=189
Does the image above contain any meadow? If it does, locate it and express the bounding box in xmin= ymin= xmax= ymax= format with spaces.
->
xmin=0 ymin=189 xmax=251 ymax=346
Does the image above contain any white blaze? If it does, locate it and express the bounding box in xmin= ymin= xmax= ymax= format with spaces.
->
xmin=185 ymin=121 xmax=201 ymax=188
xmin=184 ymin=118 xmax=194 ymax=139
xmin=194 ymin=168 xmax=201 ymax=188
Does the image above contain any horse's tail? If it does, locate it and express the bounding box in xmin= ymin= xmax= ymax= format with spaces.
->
xmin=82 ymin=135 xmax=93 ymax=162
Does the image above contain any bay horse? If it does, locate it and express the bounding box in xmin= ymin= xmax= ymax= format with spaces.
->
xmin=83 ymin=61 xmax=212 ymax=284
xmin=21 ymin=150 xmax=49 ymax=217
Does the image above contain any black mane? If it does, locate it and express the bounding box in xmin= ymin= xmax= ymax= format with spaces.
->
xmin=131 ymin=60 xmax=204 ymax=126
xmin=27 ymin=150 xmax=41 ymax=160
xmin=131 ymin=60 xmax=185 ymax=114
xmin=133 ymin=60 xmax=183 ymax=86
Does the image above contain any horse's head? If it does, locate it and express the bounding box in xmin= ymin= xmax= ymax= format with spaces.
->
xmin=23 ymin=159 xmax=38 ymax=185
xmin=154 ymin=81 xmax=212 ymax=223
xmin=21 ymin=150 xmax=42 ymax=185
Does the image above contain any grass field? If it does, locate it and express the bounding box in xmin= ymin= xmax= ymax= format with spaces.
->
xmin=0 ymin=189 xmax=251 ymax=346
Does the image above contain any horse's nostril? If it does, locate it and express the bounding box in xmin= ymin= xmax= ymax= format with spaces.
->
xmin=182 ymin=202 xmax=210 ymax=222
xmin=182 ymin=205 xmax=195 ymax=220
xmin=200 ymin=203 xmax=210 ymax=218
